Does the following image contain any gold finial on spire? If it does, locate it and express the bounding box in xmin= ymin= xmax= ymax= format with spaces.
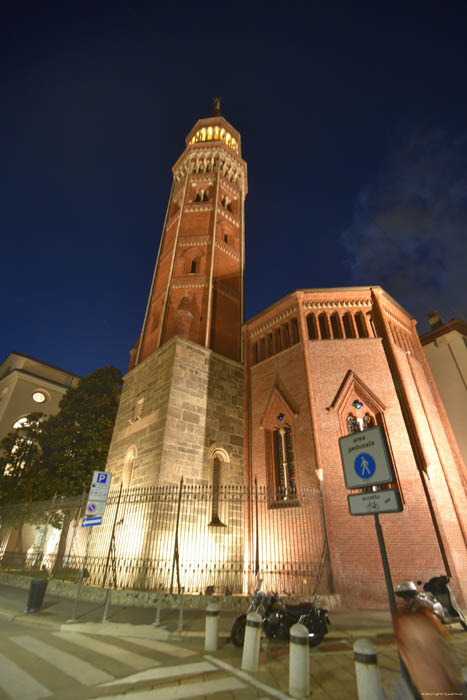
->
xmin=212 ymin=96 xmax=221 ymax=116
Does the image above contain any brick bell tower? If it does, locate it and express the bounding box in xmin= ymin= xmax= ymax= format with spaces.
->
xmin=106 ymin=101 xmax=247 ymax=488
xmin=130 ymin=99 xmax=247 ymax=369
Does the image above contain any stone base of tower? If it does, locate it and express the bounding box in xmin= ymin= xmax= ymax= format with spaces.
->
xmin=106 ymin=336 xmax=244 ymax=487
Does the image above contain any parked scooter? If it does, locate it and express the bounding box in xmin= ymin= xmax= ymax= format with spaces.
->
xmin=395 ymin=575 xmax=467 ymax=630
xmin=230 ymin=580 xmax=330 ymax=647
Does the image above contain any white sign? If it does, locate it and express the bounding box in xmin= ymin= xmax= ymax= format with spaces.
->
xmin=85 ymin=471 xmax=112 ymax=525
xmin=348 ymin=489 xmax=403 ymax=516
xmin=338 ymin=426 xmax=395 ymax=489
xmin=88 ymin=471 xmax=112 ymax=500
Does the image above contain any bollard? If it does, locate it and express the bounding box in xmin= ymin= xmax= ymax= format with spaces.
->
xmin=153 ymin=586 xmax=163 ymax=627
xmin=289 ymin=623 xmax=310 ymax=699
xmin=353 ymin=639 xmax=385 ymax=700
xmin=102 ymin=588 xmax=111 ymax=622
xmin=205 ymin=602 xmax=220 ymax=652
xmin=241 ymin=611 xmax=262 ymax=672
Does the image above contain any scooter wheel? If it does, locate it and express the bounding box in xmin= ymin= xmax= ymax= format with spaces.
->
xmin=231 ymin=615 xmax=247 ymax=647
xmin=308 ymin=632 xmax=324 ymax=647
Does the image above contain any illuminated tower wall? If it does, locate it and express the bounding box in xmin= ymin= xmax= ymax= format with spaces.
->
xmin=105 ymin=110 xmax=247 ymax=488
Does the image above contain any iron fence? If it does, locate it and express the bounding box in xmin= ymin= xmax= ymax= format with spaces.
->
xmin=0 ymin=482 xmax=331 ymax=596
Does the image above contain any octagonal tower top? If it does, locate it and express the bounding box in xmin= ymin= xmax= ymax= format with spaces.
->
xmin=185 ymin=101 xmax=241 ymax=156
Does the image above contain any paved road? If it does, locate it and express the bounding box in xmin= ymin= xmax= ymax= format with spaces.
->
xmin=0 ymin=619 xmax=276 ymax=700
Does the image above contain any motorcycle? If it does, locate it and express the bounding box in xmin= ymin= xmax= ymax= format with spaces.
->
xmin=230 ymin=580 xmax=330 ymax=648
xmin=395 ymin=575 xmax=467 ymax=630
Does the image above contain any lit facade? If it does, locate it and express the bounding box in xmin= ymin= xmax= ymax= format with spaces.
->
xmin=0 ymin=352 xmax=79 ymax=445
xmin=103 ymin=108 xmax=467 ymax=607
xmin=420 ymin=313 xmax=467 ymax=469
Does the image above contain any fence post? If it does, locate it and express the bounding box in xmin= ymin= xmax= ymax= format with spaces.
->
xmin=289 ymin=623 xmax=309 ymax=698
xmin=170 ymin=477 xmax=183 ymax=595
xmin=241 ymin=611 xmax=262 ymax=671
xmin=177 ymin=587 xmax=185 ymax=633
xmin=205 ymin=602 xmax=219 ymax=652
xmin=353 ymin=639 xmax=385 ymax=700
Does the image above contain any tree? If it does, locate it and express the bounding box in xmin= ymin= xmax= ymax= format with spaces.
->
xmin=0 ymin=413 xmax=50 ymax=506
xmin=40 ymin=366 xmax=122 ymax=497
xmin=0 ymin=413 xmax=52 ymax=554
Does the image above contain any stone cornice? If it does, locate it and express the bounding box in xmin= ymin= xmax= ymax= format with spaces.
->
xmin=302 ymin=298 xmax=372 ymax=310
xmin=172 ymin=280 xmax=208 ymax=290
xmin=217 ymin=207 xmax=239 ymax=227
xmin=215 ymin=284 xmax=240 ymax=303
xmin=383 ymin=307 xmax=412 ymax=333
xmin=420 ymin=318 xmax=467 ymax=345
xmin=179 ymin=236 xmax=210 ymax=247
xmin=216 ymin=241 xmax=240 ymax=260
xmin=184 ymin=205 xmax=214 ymax=214
xmin=250 ymin=306 xmax=298 ymax=338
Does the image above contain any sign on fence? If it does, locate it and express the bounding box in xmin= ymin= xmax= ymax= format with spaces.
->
xmin=83 ymin=471 xmax=112 ymax=523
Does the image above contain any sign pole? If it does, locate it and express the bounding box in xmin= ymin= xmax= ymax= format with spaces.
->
xmin=373 ymin=513 xmax=418 ymax=696
xmin=373 ymin=513 xmax=396 ymax=620
xmin=69 ymin=525 xmax=93 ymax=622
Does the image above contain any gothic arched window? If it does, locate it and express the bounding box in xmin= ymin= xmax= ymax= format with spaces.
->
xmin=270 ymin=423 xmax=297 ymax=501
xmin=346 ymin=413 xmax=359 ymax=434
xmin=209 ymin=453 xmax=226 ymax=527
xmin=123 ymin=447 xmax=136 ymax=489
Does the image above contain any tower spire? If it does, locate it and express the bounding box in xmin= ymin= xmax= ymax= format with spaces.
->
xmin=212 ymin=96 xmax=221 ymax=116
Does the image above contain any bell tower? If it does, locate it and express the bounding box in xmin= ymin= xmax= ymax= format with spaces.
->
xmin=131 ymin=101 xmax=248 ymax=369
xmin=106 ymin=103 xmax=246 ymax=488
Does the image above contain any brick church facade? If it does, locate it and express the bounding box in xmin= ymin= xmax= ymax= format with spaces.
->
xmin=105 ymin=107 xmax=467 ymax=608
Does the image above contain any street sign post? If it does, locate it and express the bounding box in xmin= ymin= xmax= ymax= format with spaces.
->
xmin=338 ymin=426 xmax=395 ymax=489
xmin=70 ymin=471 xmax=112 ymax=623
xmin=338 ymin=426 xmax=410 ymax=689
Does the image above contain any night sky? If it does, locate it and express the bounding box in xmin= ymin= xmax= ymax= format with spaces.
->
xmin=2 ymin=2 xmax=467 ymax=378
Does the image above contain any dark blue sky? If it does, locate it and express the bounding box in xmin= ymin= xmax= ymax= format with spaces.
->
xmin=2 ymin=2 xmax=466 ymax=377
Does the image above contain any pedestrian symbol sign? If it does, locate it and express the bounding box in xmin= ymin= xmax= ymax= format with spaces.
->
xmin=339 ymin=426 xmax=395 ymax=489
xmin=354 ymin=453 xmax=376 ymax=479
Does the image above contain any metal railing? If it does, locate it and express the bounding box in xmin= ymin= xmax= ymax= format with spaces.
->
xmin=0 ymin=483 xmax=331 ymax=596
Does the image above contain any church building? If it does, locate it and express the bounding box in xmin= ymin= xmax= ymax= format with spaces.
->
xmin=104 ymin=105 xmax=467 ymax=608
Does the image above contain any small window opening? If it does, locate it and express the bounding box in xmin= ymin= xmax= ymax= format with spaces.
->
xmin=190 ymin=259 xmax=197 ymax=274
xmin=355 ymin=313 xmax=368 ymax=338
xmin=267 ymin=333 xmax=273 ymax=355
xmin=307 ymin=314 xmax=317 ymax=340
xmin=318 ymin=313 xmax=330 ymax=339
xmin=342 ymin=313 xmax=354 ymax=338
xmin=291 ymin=318 xmax=299 ymax=344
xmin=275 ymin=328 xmax=282 ymax=352
xmin=330 ymin=313 xmax=342 ymax=339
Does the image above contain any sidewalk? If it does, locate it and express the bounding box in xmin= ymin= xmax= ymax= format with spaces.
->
xmin=0 ymin=582 xmax=466 ymax=699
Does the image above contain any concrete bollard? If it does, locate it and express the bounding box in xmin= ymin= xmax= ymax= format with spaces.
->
xmin=241 ymin=611 xmax=262 ymax=671
xmin=153 ymin=586 xmax=163 ymax=627
xmin=289 ymin=623 xmax=310 ymax=699
xmin=205 ymin=602 xmax=220 ymax=652
xmin=353 ymin=639 xmax=385 ymax=700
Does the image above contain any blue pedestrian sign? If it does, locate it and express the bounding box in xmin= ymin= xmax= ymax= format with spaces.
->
xmin=82 ymin=516 xmax=102 ymax=527
xmin=338 ymin=426 xmax=395 ymax=489
xmin=354 ymin=453 xmax=376 ymax=479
